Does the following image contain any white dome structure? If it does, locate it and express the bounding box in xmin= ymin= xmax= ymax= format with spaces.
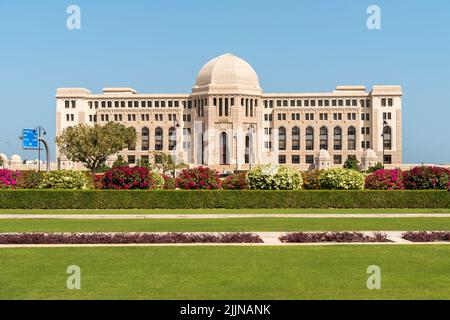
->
xmin=10 ymin=154 xmax=22 ymax=164
xmin=362 ymin=148 xmax=379 ymax=170
xmin=316 ymin=149 xmax=331 ymax=170
xmin=192 ymin=53 xmax=262 ymax=95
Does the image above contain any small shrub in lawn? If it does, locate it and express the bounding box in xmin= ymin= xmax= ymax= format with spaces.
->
xmin=279 ymin=232 xmax=390 ymax=243
xmin=318 ymin=168 xmax=365 ymax=190
xmin=176 ymin=167 xmax=221 ymax=190
xmin=222 ymin=173 xmax=249 ymax=190
xmin=101 ymin=166 xmax=157 ymax=190
xmin=39 ymin=170 xmax=90 ymax=190
xmin=247 ymin=165 xmax=303 ymax=190
xmin=0 ymin=169 xmax=18 ymax=189
xmin=403 ymin=166 xmax=450 ymax=190
xmin=0 ymin=232 xmax=264 ymax=244
xmin=402 ymin=231 xmax=450 ymax=242
xmin=365 ymin=169 xmax=404 ymax=190
xmin=16 ymin=170 xmax=45 ymax=189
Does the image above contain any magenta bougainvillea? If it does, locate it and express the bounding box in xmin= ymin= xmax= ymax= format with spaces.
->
xmin=365 ymin=169 xmax=405 ymax=190
xmin=101 ymin=166 xmax=156 ymax=190
xmin=176 ymin=167 xmax=221 ymax=190
xmin=402 ymin=166 xmax=450 ymax=190
xmin=0 ymin=169 xmax=18 ymax=189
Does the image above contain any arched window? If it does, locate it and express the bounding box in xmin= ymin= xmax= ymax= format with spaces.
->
xmin=333 ymin=127 xmax=342 ymax=150
xmin=250 ymin=99 xmax=254 ymax=117
xmin=348 ymin=126 xmax=356 ymax=150
xmin=306 ymin=127 xmax=314 ymax=151
xmin=155 ymin=127 xmax=163 ymax=151
xmin=128 ymin=128 xmax=136 ymax=151
xmin=320 ymin=127 xmax=328 ymax=150
xmin=278 ymin=127 xmax=286 ymax=151
xmin=168 ymin=127 xmax=177 ymax=151
xmin=141 ymin=127 xmax=149 ymax=151
xmin=383 ymin=126 xmax=392 ymax=150
xmin=220 ymin=132 xmax=229 ymax=165
xmin=292 ymin=127 xmax=300 ymax=151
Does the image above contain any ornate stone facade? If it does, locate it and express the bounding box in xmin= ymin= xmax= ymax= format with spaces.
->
xmin=56 ymin=53 xmax=403 ymax=172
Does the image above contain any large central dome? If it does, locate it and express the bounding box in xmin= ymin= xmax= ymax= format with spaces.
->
xmin=192 ymin=53 xmax=262 ymax=95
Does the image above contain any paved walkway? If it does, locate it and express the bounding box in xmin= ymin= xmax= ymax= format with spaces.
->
xmin=0 ymin=213 xmax=449 ymax=220
xmin=0 ymin=231 xmax=449 ymax=248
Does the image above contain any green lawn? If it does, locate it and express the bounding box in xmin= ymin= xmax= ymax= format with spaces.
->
xmin=1 ymin=218 xmax=450 ymax=232
xmin=1 ymin=208 xmax=449 ymax=215
xmin=1 ymin=246 xmax=449 ymax=300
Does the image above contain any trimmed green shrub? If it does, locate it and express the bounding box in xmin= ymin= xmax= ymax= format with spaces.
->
xmin=247 ymin=165 xmax=303 ymax=190
xmin=39 ymin=170 xmax=90 ymax=190
xmin=0 ymin=190 xmax=448 ymax=209
xmin=318 ymin=168 xmax=365 ymax=190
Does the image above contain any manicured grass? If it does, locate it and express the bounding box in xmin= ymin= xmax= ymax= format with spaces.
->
xmin=1 ymin=246 xmax=450 ymax=299
xmin=2 ymin=218 xmax=450 ymax=232
xmin=1 ymin=208 xmax=450 ymax=215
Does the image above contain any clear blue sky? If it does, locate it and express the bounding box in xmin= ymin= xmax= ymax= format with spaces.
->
xmin=0 ymin=0 xmax=449 ymax=163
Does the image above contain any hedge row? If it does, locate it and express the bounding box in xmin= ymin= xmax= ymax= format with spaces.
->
xmin=0 ymin=190 xmax=448 ymax=209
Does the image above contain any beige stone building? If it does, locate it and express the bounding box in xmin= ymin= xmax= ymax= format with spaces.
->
xmin=56 ymin=53 xmax=403 ymax=172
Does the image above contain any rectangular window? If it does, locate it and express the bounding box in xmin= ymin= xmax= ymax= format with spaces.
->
xmin=278 ymin=155 xmax=286 ymax=164
xmin=292 ymin=155 xmax=300 ymax=164
xmin=334 ymin=155 xmax=342 ymax=165
xmin=306 ymin=155 xmax=314 ymax=164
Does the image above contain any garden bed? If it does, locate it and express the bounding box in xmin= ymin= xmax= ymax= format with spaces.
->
xmin=402 ymin=231 xmax=450 ymax=242
xmin=0 ymin=232 xmax=263 ymax=245
xmin=279 ymin=232 xmax=391 ymax=243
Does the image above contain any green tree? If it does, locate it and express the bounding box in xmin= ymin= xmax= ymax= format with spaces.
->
xmin=112 ymin=155 xmax=128 ymax=168
xmin=367 ymin=162 xmax=384 ymax=173
xmin=0 ymin=155 xmax=3 ymax=167
xmin=56 ymin=123 xmax=136 ymax=173
xmin=343 ymin=155 xmax=360 ymax=171
xmin=153 ymin=151 xmax=187 ymax=177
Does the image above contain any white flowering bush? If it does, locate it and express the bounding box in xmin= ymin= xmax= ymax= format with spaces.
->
xmin=39 ymin=170 xmax=90 ymax=189
xmin=247 ymin=165 xmax=303 ymax=190
xmin=318 ymin=168 xmax=365 ymax=190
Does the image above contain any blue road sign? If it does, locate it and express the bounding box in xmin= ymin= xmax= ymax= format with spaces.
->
xmin=22 ymin=129 xmax=39 ymax=150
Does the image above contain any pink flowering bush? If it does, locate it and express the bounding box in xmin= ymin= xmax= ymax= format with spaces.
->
xmin=0 ymin=169 xmax=18 ymax=189
xmin=222 ymin=173 xmax=249 ymax=190
xmin=101 ymin=166 xmax=157 ymax=190
xmin=365 ymin=169 xmax=405 ymax=190
xmin=176 ymin=167 xmax=221 ymax=190
xmin=402 ymin=166 xmax=450 ymax=190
